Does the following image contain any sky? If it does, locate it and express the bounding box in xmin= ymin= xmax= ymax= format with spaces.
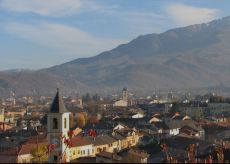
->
xmin=0 ymin=0 xmax=230 ymax=70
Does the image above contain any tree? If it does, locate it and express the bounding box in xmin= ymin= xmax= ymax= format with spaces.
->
xmin=92 ymin=93 xmax=100 ymax=101
xmin=31 ymin=111 xmax=40 ymax=120
xmin=31 ymin=144 xmax=48 ymax=162
xmin=186 ymin=144 xmax=196 ymax=163
xmin=82 ymin=93 xmax=91 ymax=103
xmin=76 ymin=113 xmax=87 ymax=128
xmin=69 ymin=113 xmax=76 ymax=129
xmin=40 ymin=114 xmax=47 ymax=126
xmin=169 ymin=102 xmax=180 ymax=116
xmin=16 ymin=116 xmax=23 ymax=127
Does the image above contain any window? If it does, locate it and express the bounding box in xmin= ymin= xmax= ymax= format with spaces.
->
xmin=54 ymin=155 xmax=58 ymax=162
xmin=97 ymin=148 xmax=102 ymax=153
xmin=64 ymin=118 xmax=67 ymax=129
xmin=81 ymin=150 xmax=85 ymax=155
xmin=53 ymin=118 xmax=58 ymax=129
xmin=78 ymin=150 xmax=80 ymax=155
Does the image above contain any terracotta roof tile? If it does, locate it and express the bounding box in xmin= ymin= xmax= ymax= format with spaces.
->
xmin=71 ymin=137 xmax=92 ymax=147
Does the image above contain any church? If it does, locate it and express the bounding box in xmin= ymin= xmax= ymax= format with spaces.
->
xmin=113 ymin=88 xmax=129 ymax=107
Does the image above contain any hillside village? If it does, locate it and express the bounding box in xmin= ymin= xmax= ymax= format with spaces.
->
xmin=0 ymin=88 xmax=230 ymax=163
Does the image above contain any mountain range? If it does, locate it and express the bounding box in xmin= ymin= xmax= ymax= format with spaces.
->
xmin=1 ymin=16 xmax=230 ymax=96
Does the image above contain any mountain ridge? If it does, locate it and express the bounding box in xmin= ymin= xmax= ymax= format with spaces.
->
xmin=1 ymin=16 xmax=230 ymax=96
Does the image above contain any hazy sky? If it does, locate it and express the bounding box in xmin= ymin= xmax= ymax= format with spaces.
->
xmin=0 ymin=0 xmax=230 ymax=70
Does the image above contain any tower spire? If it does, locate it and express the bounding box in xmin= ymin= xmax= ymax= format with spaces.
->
xmin=50 ymin=89 xmax=68 ymax=113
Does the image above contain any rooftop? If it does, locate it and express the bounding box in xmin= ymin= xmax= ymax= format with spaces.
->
xmin=96 ymin=151 xmax=122 ymax=161
xmin=85 ymin=135 xmax=117 ymax=146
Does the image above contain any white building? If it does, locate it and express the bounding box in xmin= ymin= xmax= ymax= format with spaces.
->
xmin=113 ymin=100 xmax=128 ymax=107
xmin=132 ymin=113 xmax=144 ymax=119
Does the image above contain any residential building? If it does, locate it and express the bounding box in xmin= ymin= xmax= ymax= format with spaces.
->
xmin=85 ymin=135 xmax=118 ymax=156
xmin=113 ymin=100 xmax=128 ymax=107
xmin=70 ymin=137 xmax=93 ymax=160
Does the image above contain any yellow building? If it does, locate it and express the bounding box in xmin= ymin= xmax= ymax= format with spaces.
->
xmin=6 ymin=109 xmax=26 ymax=120
xmin=0 ymin=108 xmax=4 ymax=122
xmin=112 ymin=128 xmax=141 ymax=149
xmin=70 ymin=137 xmax=93 ymax=160
xmin=85 ymin=135 xmax=118 ymax=156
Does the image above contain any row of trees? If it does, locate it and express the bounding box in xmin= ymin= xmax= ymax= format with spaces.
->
xmin=69 ymin=113 xmax=88 ymax=129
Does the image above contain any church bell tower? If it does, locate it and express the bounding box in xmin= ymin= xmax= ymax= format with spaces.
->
xmin=47 ymin=89 xmax=70 ymax=162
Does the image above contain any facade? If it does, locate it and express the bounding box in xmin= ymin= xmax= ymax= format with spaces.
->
xmin=5 ymin=110 xmax=26 ymax=120
xmin=113 ymin=128 xmax=141 ymax=149
xmin=0 ymin=122 xmax=13 ymax=132
xmin=0 ymin=108 xmax=4 ymax=122
xmin=113 ymin=100 xmax=128 ymax=107
xmin=113 ymin=88 xmax=129 ymax=107
xmin=85 ymin=135 xmax=118 ymax=156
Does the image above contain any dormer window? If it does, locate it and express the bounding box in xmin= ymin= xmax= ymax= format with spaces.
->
xmin=53 ymin=118 xmax=58 ymax=129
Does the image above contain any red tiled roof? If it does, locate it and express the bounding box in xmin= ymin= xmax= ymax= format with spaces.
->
xmin=19 ymin=142 xmax=48 ymax=155
xmin=18 ymin=144 xmax=36 ymax=155
xmin=71 ymin=137 xmax=92 ymax=147
xmin=26 ymin=134 xmax=48 ymax=144
xmin=0 ymin=147 xmax=18 ymax=156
